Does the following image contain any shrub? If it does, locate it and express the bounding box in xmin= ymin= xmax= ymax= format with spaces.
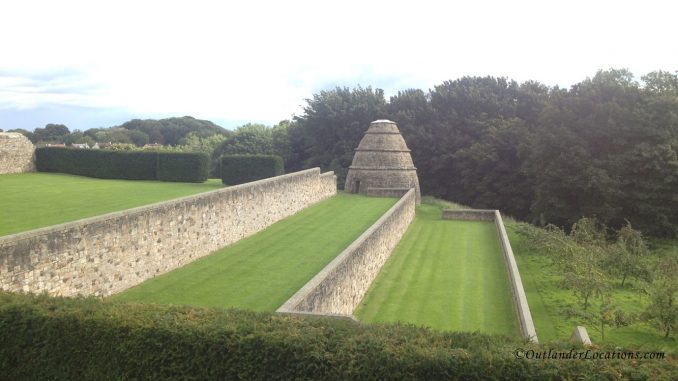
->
xmin=0 ymin=292 xmax=675 ymax=380
xmin=221 ymin=154 xmax=284 ymax=185
xmin=157 ymin=152 xmax=209 ymax=182
xmin=35 ymin=147 xmax=208 ymax=182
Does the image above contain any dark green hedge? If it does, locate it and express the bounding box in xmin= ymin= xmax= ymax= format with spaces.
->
xmin=0 ymin=292 xmax=675 ymax=380
xmin=35 ymin=147 xmax=208 ymax=182
xmin=221 ymin=154 xmax=284 ymax=185
xmin=157 ymin=152 xmax=209 ymax=182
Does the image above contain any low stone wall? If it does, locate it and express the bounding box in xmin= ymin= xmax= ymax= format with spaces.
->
xmin=442 ymin=208 xmax=538 ymax=342
xmin=319 ymin=171 xmax=337 ymax=195
xmin=442 ymin=209 xmax=495 ymax=221
xmin=365 ymin=187 xmax=410 ymax=199
xmin=0 ymin=168 xmax=336 ymax=297
xmin=493 ymin=211 xmax=538 ymax=342
xmin=278 ymin=189 xmax=416 ymax=316
xmin=0 ymin=133 xmax=35 ymax=174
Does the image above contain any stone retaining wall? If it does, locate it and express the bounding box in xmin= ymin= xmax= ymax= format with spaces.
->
xmin=278 ymin=189 xmax=416 ymax=316
xmin=365 ymin=187 xmax=410 ymax=199
xmin=0 ymin=168 xmax=336 ymax=297
xmin=442 ymin=208 xmax=539 ymax=342
xmin=441 ymin=209 xmax=495 ymax=221
xmin=0 ymin=133 xmax=35 ymax=174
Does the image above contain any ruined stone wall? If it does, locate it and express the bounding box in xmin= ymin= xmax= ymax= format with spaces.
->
xmin=278 ymin=189 xmax=415 ymax=315
xmin=0 ymin=133 xmax=35 ymax=174
xmin=0 ymin=168 xmax=336 ymax=297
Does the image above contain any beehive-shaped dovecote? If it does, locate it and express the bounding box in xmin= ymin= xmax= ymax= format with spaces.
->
xmin=345 ymin=120 xmax=421 ymax=204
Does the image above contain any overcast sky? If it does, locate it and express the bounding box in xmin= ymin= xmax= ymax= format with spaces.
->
xmin=1 ymin=0 xmax=676 ymax=131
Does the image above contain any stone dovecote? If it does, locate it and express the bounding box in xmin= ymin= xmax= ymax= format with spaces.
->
xmin=345 ymin=120 xmax=421 ymax=204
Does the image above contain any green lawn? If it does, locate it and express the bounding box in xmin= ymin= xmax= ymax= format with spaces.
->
xmin=508 ymin=223 xmax=677 ymax=352
xmin=112 ymin=193 xmax=397 ymax=311
xmin=0 ymin=172 xmax=223 ymax=236
xmin=355 ymin=202 xmax=520 ymax=338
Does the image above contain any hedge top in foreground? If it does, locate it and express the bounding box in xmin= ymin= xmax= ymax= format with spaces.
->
xmin=35 ymin=147 xmax=209 ymax=182
xmin=0 ymin=292 xmax=675 ymax=380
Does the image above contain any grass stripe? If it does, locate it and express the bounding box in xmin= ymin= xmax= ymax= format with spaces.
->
xmin=113 ymin=193 xmax=397 ymax=311
xmin=355 ymin=203 xmax=521 ymax=338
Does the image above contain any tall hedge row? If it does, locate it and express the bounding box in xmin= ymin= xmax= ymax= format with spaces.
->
xmin=221 ymin=154 xmax=284 ymax=185
xmin=0 ymin=292 xmax=675 ymax=380
xmin=35 ymin=147 xmax=208 ymax=182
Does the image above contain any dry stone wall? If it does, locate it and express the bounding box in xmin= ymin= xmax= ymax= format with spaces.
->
xmin=0 ymin=133 xmax=35 ymax=174
xmin=278 ymin=189 xmax=416 ymax=316
xmin=0 ymin=168 xmax=336 ymax=297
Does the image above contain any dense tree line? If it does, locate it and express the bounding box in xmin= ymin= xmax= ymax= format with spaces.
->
xmin=9 ymin=116 xmax=228 ymax=147
xmin=287 ymin=70 xmax=678 ymax=237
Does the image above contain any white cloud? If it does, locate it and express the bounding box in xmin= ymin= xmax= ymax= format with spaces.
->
xmin=1 ymin=0 xmax=676 ymax=129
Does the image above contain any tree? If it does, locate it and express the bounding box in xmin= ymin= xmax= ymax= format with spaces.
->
xmin=290 ymin=86 xmax=388 ymax=186
xmin=32 ymin=124 xmax=70 ymax=143
xmin=644 ymin=258 xmax=678 ymax=338
xmin=7 ymin=128 xmax=34 ymax=141
xmin=607 ymin=222 xmax=650 ymax=287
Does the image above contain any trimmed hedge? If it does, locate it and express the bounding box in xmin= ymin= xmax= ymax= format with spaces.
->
xmin=221 ymin=154 xmax=284 ymax=185
xmin=35 ymin=147 xmax=208 ymax=182
xmin=157 ymin=151 xmax=209 ymax=182
xmin=0 ymin=292 xmax=676 ymax=380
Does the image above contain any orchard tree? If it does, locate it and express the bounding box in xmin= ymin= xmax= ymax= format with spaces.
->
xmin=607 ymin=222 xmax=650 ymax=287
xmin=644 ymin=258 xmax=678 ymax=338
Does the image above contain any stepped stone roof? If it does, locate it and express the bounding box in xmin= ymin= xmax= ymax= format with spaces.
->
xmin=345 ymin=120 xmax=421 ymax=204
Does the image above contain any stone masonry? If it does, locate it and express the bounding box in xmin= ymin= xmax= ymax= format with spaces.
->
xmin=0 ymin=168 xmax=337 ymax=297
xmin=278 ymin=188 xmax=416 ymax=315
xmin=0 ymin=132 xmax=35 ymax=174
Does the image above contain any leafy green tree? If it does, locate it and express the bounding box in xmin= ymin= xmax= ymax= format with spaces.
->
xmin=94 ymin=127 xmax=134 ymax=144
xmin=607 ymin=222 xmax=650 ymax=287
xmin=213 ymin=124 xmax=273 ymax=156
xmin=120 ymin=116 xmax=227 ymax=146
xmin=289 ymin=86 xmax=388 ymax=186
xmin=32 ymin=124 xmax=70 ymax=143
xmin=644 ymin=258 xmax=678 ymax=338
xmin=128 ymin=130 xmax=150 ymax=147
xmin=7 ymin=128 xmax=35 ymax=141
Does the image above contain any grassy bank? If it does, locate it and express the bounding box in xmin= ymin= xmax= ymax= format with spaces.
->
xmin=0 ymin=172 xmax=222 ymax=236
xmin=113 ymin=193 xmax=397 ymax=311
xmin=356 ymin=201 xmax=520 ymax=338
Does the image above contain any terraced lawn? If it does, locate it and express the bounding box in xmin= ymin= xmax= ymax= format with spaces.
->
xmin=113 ymin=193 xmax=397 ymax=311
xmin=355 ymin=203 xmax=520 ymax=338
xmin=0 ymin=172 xmax=223 ymax=236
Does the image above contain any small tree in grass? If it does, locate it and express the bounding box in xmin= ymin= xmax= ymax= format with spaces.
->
xmin=644 ymin=258 xmax=678 ymax=338
xmin=560 ymin=218 xmax=611 ymax=312
xmin=607 ymin=222 xmax=650 ymax=287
